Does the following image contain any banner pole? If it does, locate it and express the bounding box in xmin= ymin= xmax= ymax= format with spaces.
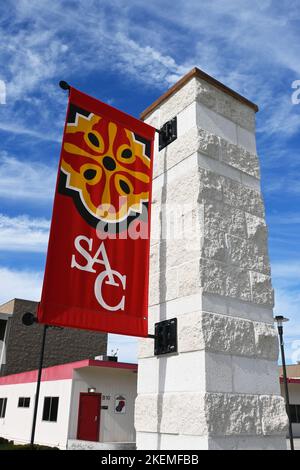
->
xmin=58 ymin=80 xmax=161 ymax=134
xmin=30 ymin=324 xmax=48 ymax=447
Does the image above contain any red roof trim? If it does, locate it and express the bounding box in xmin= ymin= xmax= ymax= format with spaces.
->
xmin=0 ymin=360 xmax=137 ymax=386
xmin=280 ymin=377 xmax=300 ymax=384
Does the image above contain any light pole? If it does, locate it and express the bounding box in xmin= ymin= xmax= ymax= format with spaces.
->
xmin=274 ymin=315 xmax=294 ymax=451
xmin=22 ymin=312 xmax=48 ymax=448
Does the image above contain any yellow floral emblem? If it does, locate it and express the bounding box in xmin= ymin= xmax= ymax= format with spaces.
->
xmin=60 ymin=109 xmax=151 ymax=226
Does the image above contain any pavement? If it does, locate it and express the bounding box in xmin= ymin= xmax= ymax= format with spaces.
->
xmin=287 ymin=438 xmax=300 ymax=450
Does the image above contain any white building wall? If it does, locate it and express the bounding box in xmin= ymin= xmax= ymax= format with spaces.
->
xmin=68 ymin=367 xmax=137 ymax=443
xmin=0 ymin=379 xmax=72 ymax=449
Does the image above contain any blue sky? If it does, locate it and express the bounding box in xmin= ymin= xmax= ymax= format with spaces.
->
xmin=0 ymin=0 xmax=299 ymax=363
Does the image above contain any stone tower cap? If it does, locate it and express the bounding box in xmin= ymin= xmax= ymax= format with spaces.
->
xmin=140 ymin=67 xmax=259 ymax=120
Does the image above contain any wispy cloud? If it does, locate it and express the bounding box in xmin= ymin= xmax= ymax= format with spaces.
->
xmin=0 ymin=0 xmax=299 ymax=139
xmin=0 ymin=214 xmax=49 ymax=252
xmin=0 ymin=153 xmax=56 ymax=201
xmin=0 ymin=266 xmax=43 ymax=304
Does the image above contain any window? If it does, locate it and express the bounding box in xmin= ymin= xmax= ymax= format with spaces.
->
xmin=0 ymin=398 xmax=7 ymax=418
xmin=18 ymin=397 xmax=30 ymax=408
xmin=42 ymin=397 xmax=59 ymax=422
xmin=289 ymin=404 xmax=300 ymax=423
xmin=0 ymin=320 xmax=6 ymax=341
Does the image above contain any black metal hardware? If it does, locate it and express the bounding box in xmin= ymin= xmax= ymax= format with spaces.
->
xmin=21 ymin=313 xmax=63 ymax=447
xmin=22 ymin=312 xmax=37 ymax=326
xmin=159 ymin=117 xmax=177 ymax=151
xmin=275 ymin=315 xmax=294 ymax=451
xmin=149 ymin=318 xmax=177 ymax=356
xmin=59 ymin=80 xmax=70 ymax=91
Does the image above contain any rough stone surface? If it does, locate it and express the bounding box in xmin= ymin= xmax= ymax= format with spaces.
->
xmin=140 ymin=311 xmax=280 ymax=360
xmin=220 ymin=139 xmax=260 ymax=178
xmin=206 ymin=393 xmax=261 ymax=436
xmin=226 ymin=234 xmax=270 ymax=274
xmin=250 ymin=271 xmax=274 ymax=307
xmin=208 ymin=436 xmax=286 ymax=450
xmin=137 ymin=72 xmax=287 ymax=450
xmin=254 ymin=322 xmax=278 ymax=360
xmin=195 ymin=78 xmax=255 ymax=132
xmin=222 ymin=177 xmax=265 ymax=218
xmin=160 ymin=78 xmax=198 ymax=125
xmin=178 ymin=311 xmax=203 ymax=353
xmin=199 ymin=258 xmax=252 ymax=302
xmin=200 ymin=312 xmax=256 ymax=357
xmin=153 ymin=125 xmax=260 ymax=182
xmin=135 ymin=392 xmax=288 ymax=438
xmin=259 ymin=395 xmax=289 ymax=435
xmin=204 ymin=201 xmax=247 ymax=239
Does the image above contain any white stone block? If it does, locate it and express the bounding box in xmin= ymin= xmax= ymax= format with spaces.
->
xmin=241 ymin=172 xmax=261 ymax=191
xmin=226 ymin=233 xmax=271 ymax=274
xmin=177 ymin=311 xmax=203 ymax=353
xmin=222 ymin=177 xmax=265 ymax=217
xmin=135 ymin=393 xmax=160 ymax=433
xmin=205 ymin=392 xmax=261 ymax=436
xmin=201 ymin=292 xmax=274 ymax=323
xmin=205 ymin=352 xmax=233 ymax=393
xmin=177 ymin=259 xmax=200 ymax=298
xmin=237 ymin=125 xmax=257 ymax=154
xmin=148 ymin=293 xmax=202 ymax=321
xmin=136 ymin=432 xmax=209 ymax=450
xmin=159 ymin=393 xmax=207 ymax=435
xmin=201 ymin=312 xmax=256 ymax=357
xmin=259 ymin=395 xmax=288 ymax=435
xmin=208 ymin=435 xmax=287 ymax=450
xmin=137 ymin=351 xmax=206 ymax=394
xmin=149 ymin=268 xmax=178 ymax=306
xmin=203 ymin=200 xmax=247 ymax=239
xmin=250 ymin=271 xmax=274 ymax=307
xmin=177 ymin=102 xmax=197 ymax=137
xmin=220 ymin=138 xmax=260 ymax=178
xmin=196 ymin=102 xmax=238 ymax=144
xmin=199 ymin=258 xmax=252 ymax=302
xmin=160 ymin=78 xmax=197 ymax=125
xmin=253 ymin=321 xmax=278 ymax=360
xmin=154 ymin=129 xmax=199 ymax=179
xmin=138 ymin=337 xmax=154 ymax=359
xmin=232 ymin=356 xmax=279 ymax=395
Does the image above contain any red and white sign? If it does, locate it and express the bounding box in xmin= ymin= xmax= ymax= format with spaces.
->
xmin=37 ymin=87 xmax=155 ymax=337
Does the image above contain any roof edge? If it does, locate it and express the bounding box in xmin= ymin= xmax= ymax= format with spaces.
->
xmin=140 ymin=67 xmax=258 ymax=120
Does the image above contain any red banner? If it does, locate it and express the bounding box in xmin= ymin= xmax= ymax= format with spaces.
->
xmin=37 ymin=87 xmax=155 ymax=337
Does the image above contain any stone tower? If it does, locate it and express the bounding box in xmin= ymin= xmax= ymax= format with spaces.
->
xmin=135 ymin=68 xmax=288 ymax=450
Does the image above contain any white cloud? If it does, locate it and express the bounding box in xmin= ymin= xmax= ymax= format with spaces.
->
xmin=0 ymin=153 xmax=56 ymax=201
xmin=272 ymin=262 xmax=300 ymax=280
xmin=0 ymin=214 xmax=49 ymax=252
xmin=0 ymin=0 xmax=299 ymax=139
xmin=0 ymin=267 xmax=43 ymax=304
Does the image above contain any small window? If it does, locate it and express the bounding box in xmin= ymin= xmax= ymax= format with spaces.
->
xmin=297 ymin=405 xmax=300 ymax=423
xmin=0 ymin=398 xmax=7 ymax=418
xmin=42 ymin=397 xmax=59 ymax=422
xmin=0 ymin=320 xmax=6 ymax=341
xmin=289 ymin=404 xmax=300 ymax=423
xmin=18 ymin=397 xmax=30 ymax=408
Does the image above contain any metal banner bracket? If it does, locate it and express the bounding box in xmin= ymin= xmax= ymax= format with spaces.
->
xmin=158 ymin=117 xmax=177 ymax=151
xmin=148 ymin=318 xmax=177 ymax=356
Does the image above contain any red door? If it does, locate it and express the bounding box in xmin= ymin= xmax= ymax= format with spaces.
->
xmin=77 ymin=393 xmax=101 ymax=441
